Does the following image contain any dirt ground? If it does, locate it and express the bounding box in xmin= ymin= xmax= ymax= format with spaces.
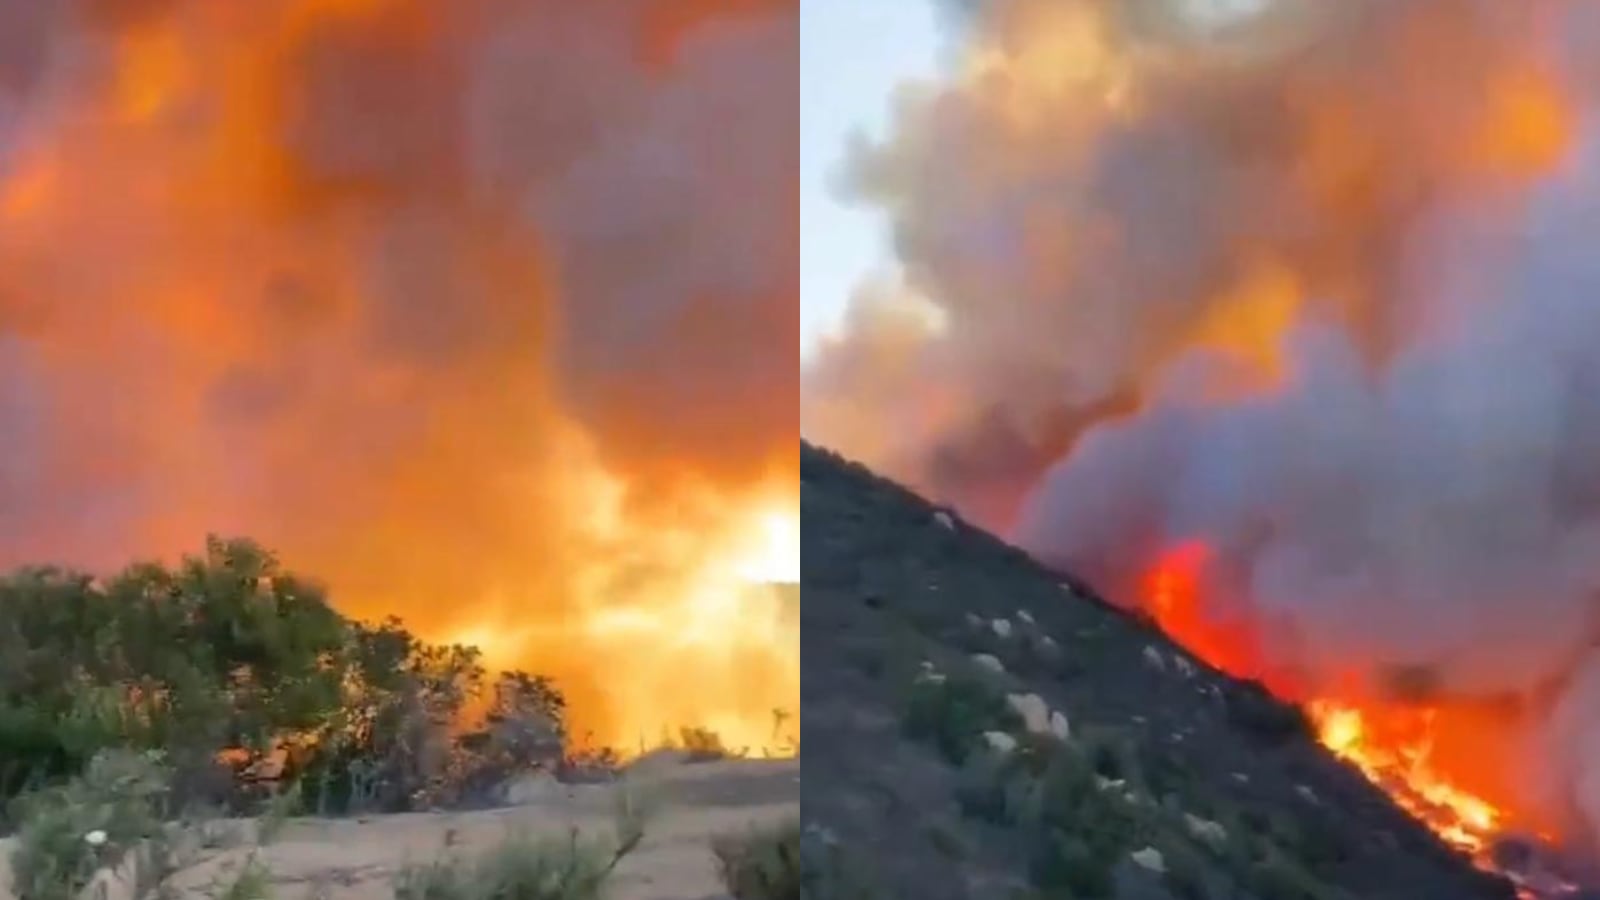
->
xmin=0 ymin=756 xmax=798 ymax=900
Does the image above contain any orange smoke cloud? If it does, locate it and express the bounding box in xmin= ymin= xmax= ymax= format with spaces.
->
xmin=0 ymin=0 xmax=797 ymax=751
xmin=806 ymin=0 xmax=1600 ymax=861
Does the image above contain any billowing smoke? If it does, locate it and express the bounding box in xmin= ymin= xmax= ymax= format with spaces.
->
xmin=805 ymin=0 xmax=1600 ymax=848
xmin=0 ymin=0 xmax=797 ymax=749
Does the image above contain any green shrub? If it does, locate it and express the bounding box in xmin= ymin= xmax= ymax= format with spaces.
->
xmin=394 ymin=786 xmax=650 ymax=900
xmin=394 ymin=831 xmax=620 ymax=900
xmin=794 ymin=825 xmax=878 ymax=900
xmin=8 ymin=750 xmax=172 ymax=900
xmin=0 ymin=537 xmax=574 ymax=819
xmin=1247 ymin=851 xmax=1346 ymax=900
xmin=1159 ymin=838 xmax=1212 ymax=900
xmin=712 ymin=819 xmax=800 ymax=900
xmin=1030 ymin=830 xmax=1114 ymax=898
xmin=901 ymin=672 xmax=1020 ymax=763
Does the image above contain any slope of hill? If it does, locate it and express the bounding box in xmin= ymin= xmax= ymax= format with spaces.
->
xmin=799 ymin=442 xmax=1515 ymax=900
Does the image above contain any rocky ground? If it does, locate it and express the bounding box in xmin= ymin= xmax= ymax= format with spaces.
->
xmin=799 ymin=440 xmax=1516 ymax=900
xmin=0 ymin=755 xmax=798 ymax=900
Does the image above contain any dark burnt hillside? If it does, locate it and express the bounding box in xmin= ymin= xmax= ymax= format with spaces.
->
xmin=799 ymin=441 xmax=1514 ymax=900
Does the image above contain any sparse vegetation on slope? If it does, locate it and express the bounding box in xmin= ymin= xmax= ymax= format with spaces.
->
xmin=799 ymin=441 xmax=1514 ymax=900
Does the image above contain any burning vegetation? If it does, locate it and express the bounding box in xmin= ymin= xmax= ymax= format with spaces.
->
xmin=0 ymin=0 xmax=797 ymax=766
xmin=805 ymin=0 xmax=1600 ymax=887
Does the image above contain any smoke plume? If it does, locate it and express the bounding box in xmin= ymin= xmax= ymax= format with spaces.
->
xmin=0 ymin=0 xmax=798 ymax=749
xmin=805 ymin=0 xmax=1600 ymax=849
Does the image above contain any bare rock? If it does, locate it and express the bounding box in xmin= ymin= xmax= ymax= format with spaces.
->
xmin=1048 ymin=710 xmax=1071 ymax=741
xmin=1130 ymin=846 xmax=1166 ymax=873
xmin=1185 ymin=813 xmax=1227 ymax=848
xmin=972 ymin=653 xmax=1005 ymax=675
xmin=982 ymin=731 xmax=1018 ymax=755
xmin=1006 ymin=692 xmax=1052 ymax=736
xmin=1142 ymin=646 xmax=1166 ymax=672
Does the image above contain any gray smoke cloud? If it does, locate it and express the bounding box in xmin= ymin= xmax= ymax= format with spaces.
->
xmin=805 ymin=0 xmax=1600 ymax=847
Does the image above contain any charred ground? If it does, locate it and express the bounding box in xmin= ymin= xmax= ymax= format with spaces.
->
xmin=799 ymin=441 xmax=1515 ymax=900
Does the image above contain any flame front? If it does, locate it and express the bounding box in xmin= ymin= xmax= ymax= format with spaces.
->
xmin=1307 ymin=701 xmax=1499 ymax=854
xmin=0 ymin=0 xmax=797 ymax=753
xmin=1143 ymin=543 xmax=1517 ymax=862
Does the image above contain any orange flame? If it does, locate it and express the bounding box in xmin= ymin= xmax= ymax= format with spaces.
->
xmin=1143 ymin=542 xmax=1525 ymax=862
xmin=1306 ymin=700 xmax=1499 ymax=854
xmin=0 ymin=0 xmax=797 ymax=755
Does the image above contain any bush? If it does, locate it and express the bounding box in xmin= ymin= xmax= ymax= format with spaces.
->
xmin=900 ymin=671 xmax=1021 ymax=763
xmin=395 ymin=785 xmax=650 ymax=900
xmin=794 ymin=825 xmax=878 ymax=900
xmin=395 ymin=831 xmax=621 ymax=900
xmin=1247 ymin=851 xmax=1346 ymax=900
xmin=713 ymin=819 xmax=800 ymax=900
xmin=1030 ymin=830 xmax=1115 ymax=898
xmin=0 ymin=536 xmax=572 ymax=820
xmin=8 ymin=750 xmax=172 ymax=900
xmin=1160 ymin=838 xmax=1212 ymax=900
xmin=677 ymin=726 xmax=733 ymax=762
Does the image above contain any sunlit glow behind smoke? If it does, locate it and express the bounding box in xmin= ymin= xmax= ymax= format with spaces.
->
xmin=0 ymin=0 xmax=797 ymax=752
xmin=806 ymin=0 xmax=1600 ymax=854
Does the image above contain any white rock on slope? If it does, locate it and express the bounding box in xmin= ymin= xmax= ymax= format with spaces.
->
xmin=972 ymin=653 xmax=1005 ymax=674
xmin=983 ymin=731 xmax=1018 ymax=755
xmin=1048 ymin=710 xmax=1071 ymax=740
xmin=1130 ymin=846 xmax=1166 ymax=873
xmin=1185 ymin=813 xmax=1228 ymax=848
xmin=1006 ymin=693 xmax=1054 ymax=737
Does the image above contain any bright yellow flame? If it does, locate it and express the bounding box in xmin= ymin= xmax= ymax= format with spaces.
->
xmin=439 ymin=445 xmax=798 ymax=756
xmin=731 ymin=509 xmax=800 ymax=584
xmin=1308 ymin=701 xmax=1501 ymax=854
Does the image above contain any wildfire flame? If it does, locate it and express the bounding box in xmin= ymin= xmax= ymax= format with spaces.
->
xmin=1308 ymin=701 xmax=1499 ymax=854
xmin=1143 ymin=542 xmax=1515 ymax=861
xmin=0 ymin=0 xmax=797 ymax=754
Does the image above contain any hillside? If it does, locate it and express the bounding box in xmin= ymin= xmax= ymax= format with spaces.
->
xmin=798 ymin=441 xmax=1516 ymax=900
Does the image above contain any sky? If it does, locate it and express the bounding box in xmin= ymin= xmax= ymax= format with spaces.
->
xmin=800 ymin=0 xmax=943 ymax=357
